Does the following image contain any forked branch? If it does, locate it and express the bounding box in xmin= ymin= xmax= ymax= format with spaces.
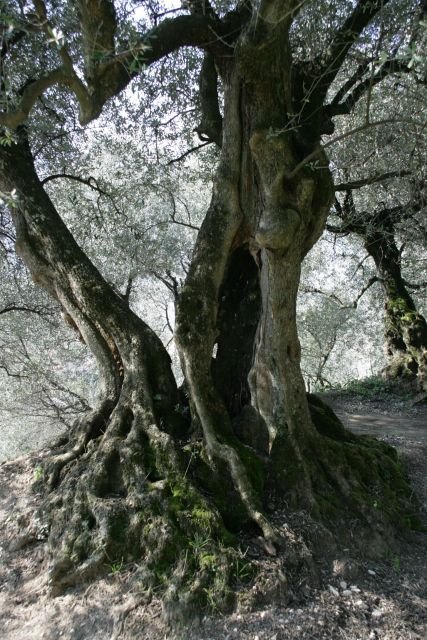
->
xmin=0 ymin=11 xmax=235 ymax=128
xmin=302 ymin=276 xmax=380 ymax=309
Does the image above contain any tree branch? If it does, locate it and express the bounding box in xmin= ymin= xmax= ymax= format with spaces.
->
xmin=76 ymin=12 xmax=240 ymax=125
xmin=151 ymin=270 xmax=180 ymax=300
xmin=403 ymin=279 xmax=427 ymax=290
xmin=325 ymin=223 xmax=350 ymax=235
xmin=319 ymin=0 xmax=391 ymax=93
xmin=0 ymin=67 xmax=90 ymax=129
xmin=41 ymin=172 xmax=124 ymax=217
xmin=335 ymin=170 xmax=412 ymax=191
xmin=195 ymin=52 xmax=223 ymax=147
xmin=302 ymin=276 xmax=379 ymax=309
xmin=0 ymin=362 xmax=28 ymax=379
xmin=122 ymin=274 xmax=134 ymax=306
xmin=76 ymin=0 xmax=117 ymax=82
xmin=289 ymin=118 xmax=416 ymax=180
xmin=328 ymin=59 xmax=417 ymax=117
xmin=301 ymin=286 xmax=349 ymax=308
xmin=0 ymin=303 xmax=52 ymax=317
xmin=41 ymin=172 xmax=100 ymax=189
xmin=0 ymin=11 xmax=238 ymax=128
xmin=329 ymin=60 xmax=372 ymax=107
xmin=166 ymin=188 xmax=201 ymax=230
xmin=166 ymin=140 xmax=212 ymax=165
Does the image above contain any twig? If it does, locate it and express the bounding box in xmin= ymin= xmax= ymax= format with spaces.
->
xmin=166 ymin=140 xmax=212 ymax=165
xmin=335 ymin=170 xmax=412 ymax=191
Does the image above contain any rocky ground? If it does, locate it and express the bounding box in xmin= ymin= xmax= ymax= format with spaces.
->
xmin=0 ymin=392 xmax=426 ymax=640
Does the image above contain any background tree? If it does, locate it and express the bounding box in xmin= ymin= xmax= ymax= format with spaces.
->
xmin=319 ymin=17 xmax=427 ymax=392
xmin=331 ymin=179 xmax=427 ymax=391
xmin=0 ymin=0 xmax=424 ymax=617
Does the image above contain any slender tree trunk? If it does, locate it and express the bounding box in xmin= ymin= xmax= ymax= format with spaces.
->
xmin=365 ymin=231 xmax=427 ymax=391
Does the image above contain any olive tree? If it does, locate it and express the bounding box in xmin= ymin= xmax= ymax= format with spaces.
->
xmin=0 ymin=0 xmax=423 ymax=616
xmin=324 ymin=27 xmax=427 ymax=390
xmin=331 ymin=182 xmax=427 ymax=391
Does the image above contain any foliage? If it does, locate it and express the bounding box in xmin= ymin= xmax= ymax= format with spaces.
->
xmin=340 ymin=375 xmax=412 ymax=399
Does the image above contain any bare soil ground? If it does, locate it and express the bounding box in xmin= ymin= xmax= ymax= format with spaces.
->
xmin=1 ymin=394 xmax=426 ymax=640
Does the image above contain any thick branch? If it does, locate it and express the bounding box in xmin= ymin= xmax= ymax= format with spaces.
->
xmin=0 ymin=67 xmax=92 ymax=129
xmin=77 ymin=0 xmax=117 ymax=81
xmin=0 ymin=13 xmax=235 ymax=128
xmin=195 ymin=53 xmax=223 ymax=147
xmin=0 ymin=0 xmax=92 ymax=129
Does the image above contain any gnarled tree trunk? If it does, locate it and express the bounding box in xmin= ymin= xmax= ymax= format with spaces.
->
xmin=0 ymin=1 xmax=420 ymax=622
xmin=365 ymin=231 xmax=427 ymax=391
xmin=0 ymin=131 xmax=238 ymax=617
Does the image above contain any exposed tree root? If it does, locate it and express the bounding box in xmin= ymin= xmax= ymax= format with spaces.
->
xmin=25 ymin=392 xmax=419 ymax=623
xmin=32 ymin=395 xmax=240 ymax=619
xmin=45 ymin=399 xmax=116 ymax=489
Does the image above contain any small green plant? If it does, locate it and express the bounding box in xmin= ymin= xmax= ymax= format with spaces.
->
xmin=233 ymin=550 xmax=253 ymax=584
xmin=110 ymin=559 xmax=124 ymax=574
xmin=188 ymin=533 xmax=213 ymax=555
xmin=392 ymin=555 xmax=401 ymax=572
xmin=203 ymin=586 xmax=222 ymax=613
xmin=0 ymin=129 xmax=15 ymax=146
xmin=34 ymin=465 xmax=44 ymax=481
xmin=235 ymin=558 xmax=252 ymax=582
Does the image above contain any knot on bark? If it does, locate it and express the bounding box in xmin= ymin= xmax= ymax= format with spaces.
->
xmin=255 ymin=207 xmax=301 ymax=251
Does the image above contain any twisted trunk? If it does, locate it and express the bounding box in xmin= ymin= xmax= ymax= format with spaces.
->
xmin=0 ymin=13 xmax=419 ymax=619
xmin=175 ymin=30 xmax=417 ymax=578
xmin=0 ymin=133 xmax=237 ymax=617
xmin=365 ymin=231 xmax=427 ymax=391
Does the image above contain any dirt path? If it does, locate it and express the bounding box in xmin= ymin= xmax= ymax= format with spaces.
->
xmin=1 ymin=398 xmax=426 ymax=640
xmin=318 ymin=393 xmax=427 ymax=524
xmin=337 ymin=412 xmax=427 ymax=441
xmin=318 ymin=392 xmax=427 ymax=443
